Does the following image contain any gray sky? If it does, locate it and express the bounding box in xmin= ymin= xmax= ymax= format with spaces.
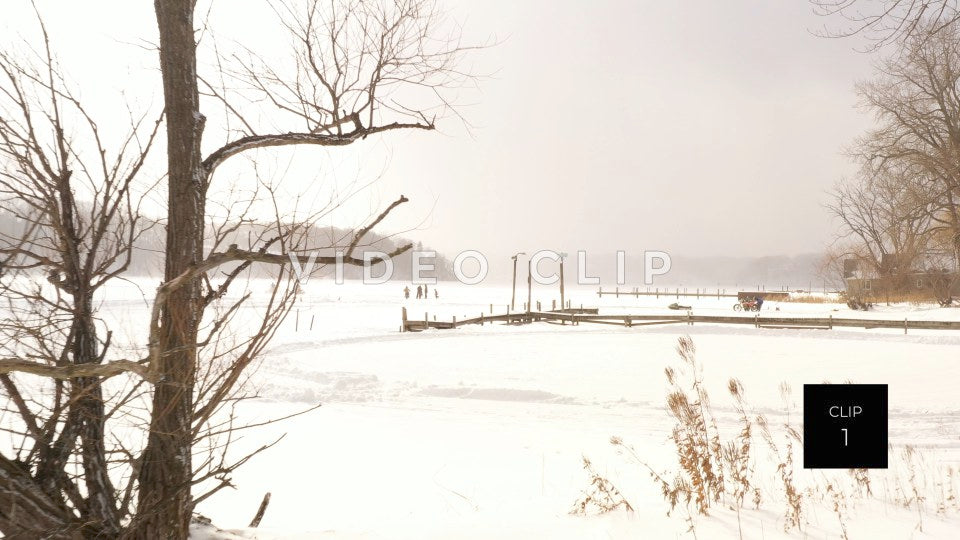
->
xmin=2 ymin=1 xmax=878 ymax=263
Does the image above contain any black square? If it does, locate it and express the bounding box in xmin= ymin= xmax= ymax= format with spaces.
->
xmin=803 ymin=384 xmax=887 ymax=469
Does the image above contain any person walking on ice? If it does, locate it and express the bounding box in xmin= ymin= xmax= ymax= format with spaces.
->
xmin=403 ymin=286 xmax=410 ymax=299
xmin=416 ymin=285 xmax=423 ymax=299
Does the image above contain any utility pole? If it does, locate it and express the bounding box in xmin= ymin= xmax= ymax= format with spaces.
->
xmin=511 ymin=252 xmax=525 ymax=311
xmin=559 ymin=252 xmax=567 ymax=310
xmin=527 ymin=257 xmax=533 ymax=313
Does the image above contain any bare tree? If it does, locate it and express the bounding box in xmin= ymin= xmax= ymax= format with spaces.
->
xmin=0 ymin=12 xmax=161 ymax=537
xmin=823 ymin=18 xmax=960 ymax=304
xmin=0 ymin=0 xmax=477 ymax=537
xmin=136 ymin=1 xmax=473 ymax=535
xmin=853 ymin=22 xmax=960 ymax=269
xmin=811 ymin=0 xmax=960 ymax=46
xmin=827 ymin=162 xmax=936 ymax=286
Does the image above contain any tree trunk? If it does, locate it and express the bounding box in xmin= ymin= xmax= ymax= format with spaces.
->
xmin=58 ymin=164 xmax=120 ymax=536
xmin=74 ymin=293 xmax=120 ymax=538
xmin=132 ymin=1 xmax=204 ymax=537
xmin=0 ymin=454 xmax=76 ymax=539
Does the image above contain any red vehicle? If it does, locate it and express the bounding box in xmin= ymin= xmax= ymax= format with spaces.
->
xmin=733 ymin=299 xmax=761 ymax=312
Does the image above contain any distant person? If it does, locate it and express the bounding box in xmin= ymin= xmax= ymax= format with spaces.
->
xmin=424 ymin=283 xmax=429 ymax=297
xmin=755 ymin=296 xmax=764 ymax=311
xmin=416 ymin=285 xmax=423 ymax=299
xmin=403 ymin=286 xmax=410 ymax=299
xmin=434 ymin=289 xmax=439 ymax=299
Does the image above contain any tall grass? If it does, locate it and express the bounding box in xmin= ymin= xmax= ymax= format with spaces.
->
xmin=576 ymin=336 xmax=960 ymax=537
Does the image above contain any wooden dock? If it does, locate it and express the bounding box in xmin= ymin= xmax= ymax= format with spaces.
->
xmin=401 ymin=307 xmax=960 ymax=334
xmin=595 ymin=287 xmax=793 ymax=301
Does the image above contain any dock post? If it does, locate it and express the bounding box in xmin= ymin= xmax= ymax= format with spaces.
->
xmin=552 ymin=299 xmax=556 ymax=311
xmin=904 ymin=318 xmax=908 ymax=335
xmin=615 ymin=287 xmax=619 ymax=298
xmin=453 ymin=316 xmax=457 ymax=329
xmin=402 ymin=307 xmax=407 ymax=332
xmin=829 ymin=314 xmax=833 ymax=330
xmin=598 ymin=286 xmax=602 ymax=297
xmin=310 ymin=314 xmax=315 ymax=331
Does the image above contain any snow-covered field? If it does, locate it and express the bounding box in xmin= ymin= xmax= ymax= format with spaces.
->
xmin=8 ymin=278 xmax=960 ymax=538
xmin=171 ymin=280 xmax=960 ymax=539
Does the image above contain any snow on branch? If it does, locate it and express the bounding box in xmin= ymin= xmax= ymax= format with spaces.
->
xmin=0 ymin=357 xmax=155 ymax=381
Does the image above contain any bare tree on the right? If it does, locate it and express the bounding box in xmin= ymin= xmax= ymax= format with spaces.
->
xmin=811 ymin=0 xmax=960 ymax=46
xmin=823 ymin=17 xmax=960 ymax=303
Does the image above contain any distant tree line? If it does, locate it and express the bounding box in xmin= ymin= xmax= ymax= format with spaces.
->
xmin=0 ymin=209 xmax=455 ymax=281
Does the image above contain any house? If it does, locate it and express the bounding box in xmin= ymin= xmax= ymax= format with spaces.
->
xmin=845 ymin=269 xmax=960 ymax=300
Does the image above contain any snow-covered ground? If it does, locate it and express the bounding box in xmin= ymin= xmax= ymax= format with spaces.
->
xmin=7 ymin=278 xmax=960 ymax=538
xmin=172 ymin=280 xmax=960 ymax=539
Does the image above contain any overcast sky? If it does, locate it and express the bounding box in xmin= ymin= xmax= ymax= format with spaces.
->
xmin=1 ymin=1 xmax=878 ymax=263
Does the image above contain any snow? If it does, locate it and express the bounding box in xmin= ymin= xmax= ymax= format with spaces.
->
xmin=175 ymin=280 xmax=960 ymax=538
xmin=6 ymin=278 xmax=960 ymax=538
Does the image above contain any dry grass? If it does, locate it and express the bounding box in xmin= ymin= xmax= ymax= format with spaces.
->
xmin=779 ymin=294 xmax=840 ymax=304
xmin=570 ymin=456 xmax=634 ymax=515
xmin=574 ymin=336 xmax=960 ymax=537
xmin=861 ymin=291 xmax=949 ymax=305
xmin=782 ymin=290 xmax=953 ymax=306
